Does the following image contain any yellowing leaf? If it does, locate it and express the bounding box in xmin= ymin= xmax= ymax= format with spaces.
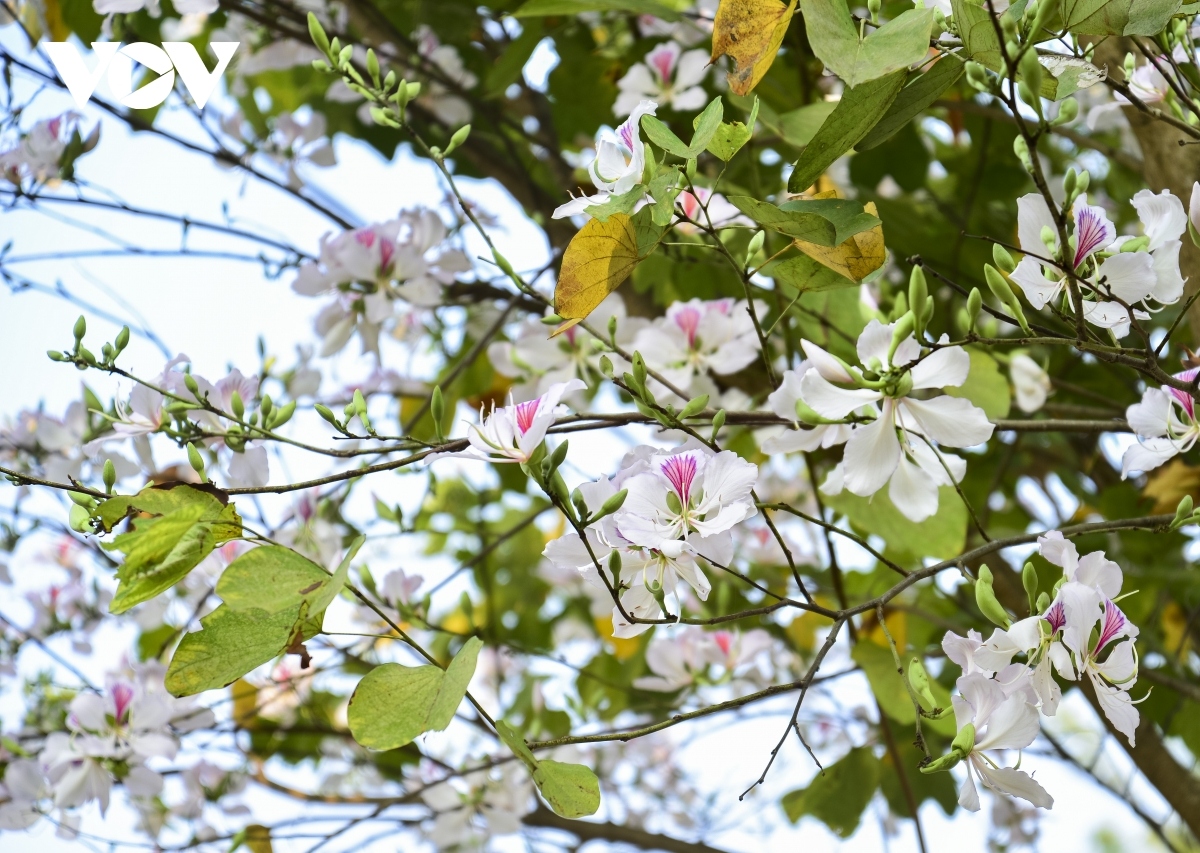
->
xmin=594 ymin=615 xmax=640 ymax=661
xmin=231 ymin=679 xmax=259 ymax=728
xmin=792 ymin=200 xmax=884 ymax=281
xmin=1143 ymin=460 xmax=1200 ymax=514
xmin=553 ymin=211 xmax=662 ymax=330
xmin=1163 ymin=601 xmax=1192 ymax=660
xmin=711 ymin=0 xmax=798 ymax=96
xmin=42 ymin=0 xmax=71 ymax=41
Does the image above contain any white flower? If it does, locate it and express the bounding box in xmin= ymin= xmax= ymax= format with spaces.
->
xmin=1087 ymin=64 xmax=1169 ymax=130
xmin=1121 ymin=368 xmax=1200 ymax=477
xmin=674 ymin=188 xmax=753 ymax=233
xmin=633 ymin=627 xmax=713 ymax=691
xmin=1190 ymin=181 xmax=1200 ymax=238
xmin=1056 ymin=589 xmax=1141 ymax=744
xmin=633 ymin=298 xmax=762 ymax=396
xmin=1009 ymin=354 xmax=1051 ymax=413
xmin=617 ymin=447 xmax=759 ymax=545
xmin=262 ymin=111 xmax=336 ymax=189
xmin=422 ymin=766 xmax=532 ymax=849
xmin=0 ymin=113 xmax=85 ymax=185
xmin=0 ymin=760 xmax=48 ymax=829
xmin=413 ymin=26 xmax=477 ymax=126
xmin=614 ymin=42 xmax=710 ymax=117
xmin=801 ymin=320 xmax=994 ymax=522
xmin=453 ymin=379 xmax=586 ymax=464
xmin=761 ymin=363 xmax=852 ymax=454
xmin=553 ymin=101 xmax=658 ymax=219
xmin=951 ymin=673 xmax=1053 ymax=812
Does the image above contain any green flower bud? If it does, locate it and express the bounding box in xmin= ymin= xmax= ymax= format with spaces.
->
xmin=1022 ymin=561 xmax=1038 ymax=613
xmin=1053 ymin=97 xmax=1079 ymax=126
xmin=114 ymin=326 xmax=130 ymax=353
xmin=607 ymin=549 xmax=622 ymax=583
xmin=444 ymin=124 xmax=471 ymax=157
xmin=888 ymin=311 xmax=916 ymax=367
xmin=186 ymin=444 xmax=206 ymax=481
xmin=73 ymin=315 xmax=86 ymax=342
xmin=548 ymin=438 xmax=569 ymax=474
xmin=992 ymin=243 xmax=1016 ymax=273
xmin=595 ymin=488 xmax=629 ymax=522
xmin=271 ymin=400 xmax=297 ymax=429
xmin=1172 ymin=494 xmax=1195 ymax=530
xmin=975 ymin=564 xmax=1012 ymax=628
xmin=909 ymin=266 xmax=928 ymax=335
xmin=678 ymin=394 xmax=710 ymax=420
xmin=430 ymin=386 xmax=445 ymax=440
xmin=102 ymin=459 xmax=116 ymax=493
xmin=746 ymin=230 xmax=766 ymax=268
xmin=47 ymin=350 xmax=66 ymax=362
xmin=984 ymin=264 xmax=1032 ymax=335
xmin=1036 ymin=591 xmax=1051 ymax=613
xmin=68 ymin=503 xmax=92 ymax=533
xmin=908 ymin=658 xmax=938 ymax=710
xmin=1013 ymin=136 xmax=1033 ymax=171
xmin=230 ymin=391 xmax=244 ymax=421
xmin=260 ymin=395 xmax=273 ymax=421
xmin=308 ymin=12 xmax=331 ymax=56
xmin=711 ymin=408 xmax=726 ymax=441
xmin=598 ymin=355 xmax=614 ymax=378
xmin=1018 ymin=49 xmax=1043 ymax=101
xmin=951 ymin=721 xmax=977 ymax=757
xmin=366 ymin=48 xmax=380 ymax=86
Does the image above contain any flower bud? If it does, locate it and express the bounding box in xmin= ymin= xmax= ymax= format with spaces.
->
xmin=1018 ymin=49 xmax=1043 ymax=101
xmin=907 ymin=658 xmax=937 ymax=710
xmin=887 ymin=311 xmax=916 ymax=367
xmin=867 ymin=0 xmax=880 ymax=22
xmin=187 ymin=444 xmax=206 ymax=482
xmin=260 ymin=395 xmax=273 ymax=421
xmin=366 ymin=48 xmax=380 ymax=86
xmin=595 ymin=488 xmax=628 ymax=522
xmin=992 ymin=243 xmax=1016 ymax=273
xmin=47 ymin=350 xmax=66 ymax=361
xmin=1037 ymin=591 xmax=1051 ymax=613
xmin=444 ymin=124 xmax=471 ymax=157
xmin=231 ymin=391 xmax=245 ymax=421
xmin=908 ymin=266 xmax=928 ymax=336
xmin=1172 ymin=494 xmax=1195 ymax=530
xmin=184 ymin=373 xmax=200 ymax=397
xmin=73 ymin=315 xmax=86 ymax=343
xmin=271 ymin=400 xmax=296 ymax=429
xmin=430 ymin=385 xmax=445 ymax=440
xmin=308 ymin=12 xmax=331 ymax=56
xmin=966 ymin=287 xmax=982 ymax=331
xmin=69 ymin=503 xmax=92 ymax=533
xmin=678 ymin=394 xmax=710 ymax=420
xmin=745 ymin=230 xmax=765 ymax=268
xmin=1052 ymin=97 xmax=1079 ymax=126
xmin=1022 ymin=561 xmax=1038 ymax=613
xmin=491 ymin=249 xmax=516 ymax=278
xmin=975 ymin=564 xmax=1012 ymax=628
xmin=548 ymin=438 xmax=569 ymax=474
xmin=314 ymin=403 xmax=339 ymax=427
xmin=1012 ymin=136 xmax=1033 ymax=171
xmin=338 ymin=44 xmax=353 ymax=69
xmin=102 ymin=459 xmax=116 ymax=493
xmin=114 ymin=326 xmax=130 ymax=353
xmin=984 ymin=264 xmax=1032 ymax=335
xmin=685 ymin=158 xmax=697 ymax=181
xmin=965 ymin=61 xmax=990 ymax=92
xmin=710 ymin=408 xmax=726 ymax=441
xmin=607 ymin=549 xmax=622 ymax=582
xmin=598 ymin=354 xmax=613 ymax=378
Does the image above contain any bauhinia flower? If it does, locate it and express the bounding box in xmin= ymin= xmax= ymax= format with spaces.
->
xmin=760 ymin=362 xmax=852 ymax=454
xmin=614 ymin=42 xmax=710 ymax=117
xmin=1009 ymin=190 xmax=1185 ymax=336
xmin=632 ymin=298 xmax=762 ymax=396
xmin=1121 ymin=367 xmax=1200 ymax=477
xmin=800 ymin=320 xmax=994 ymax=522
xmin=938 ymin=672 xmax=1053 ymax=812
xmin=674 ymin=188 xmax=754 ymax=234
xmin=1009 ymin=354 xmax=1051 ymax=413
xmin=1057 ymin=590 xmax=1141 ymax=744
xmin=552 ymin=101 xmax=657 ymax=219
xmin=453 ymin=379 xmax=586 ymax=464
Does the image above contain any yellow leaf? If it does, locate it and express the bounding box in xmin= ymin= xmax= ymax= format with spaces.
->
xmin=553 ymin=212 xmax=658 ymax=329
xmin=245 ymin=824 xmax=273 ymax=853
xmin=792 ymin=200 xmax=885 ymax=282
xmin=862 ymin=606 xmax=906 ymax=652
xmin=41 ymin=0 xmax=71 ymax=42
xmin=1143 ymin=459 xmax=1200 ymax=514
xmin=231 ymin=678 xmax=258 ymax=728
xmin=594 ymin=616 xmax=640 ymax=661
xmin=1163 ymin=601 xmax=1192 ymax=660
xmin=711 ymin=0 xmax=798 ymax=96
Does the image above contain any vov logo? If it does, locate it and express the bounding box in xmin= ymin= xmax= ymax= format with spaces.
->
xmin=44 ymin=42 xmax=239 ymax=110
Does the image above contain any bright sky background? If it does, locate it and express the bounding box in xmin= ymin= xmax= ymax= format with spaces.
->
xmin=0 ymin=25 xmax=1179 ymax=853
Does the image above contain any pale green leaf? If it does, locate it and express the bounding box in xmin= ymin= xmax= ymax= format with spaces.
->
xmin=945 ymin=348 xmax=1011 ymax=420
xmin=858 ymin=56 xmax=965 ymax=150
xmin=215 ymin=545 xmax=329 ymax=613
xmin=706 ymin=97 xmax=760 ymax=161
xmin=782 ymin=747 xmax=880 ymax=836
xmin=688 ymin=96 xmax=725 ymax=154
xmin=1059 ymin=0 xmax=1181 ymax=36
xmin=727 ymin=196 xmax=879 ymax=246
xmin=533 ymin=760 xmax=602 ymax=818
xmin=763 ymin=253 xmax=858 ymax=292
xmin=801 ymin=2 xmax=934 ymax=88
xmin=823 ymin=485 xmax=967 ymax=561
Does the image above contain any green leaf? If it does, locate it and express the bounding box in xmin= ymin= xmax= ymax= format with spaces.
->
xmin=800 ymin=2 xmax=934 ymax=88
xmin=585 ymin=186 xmax=648 ymax=222
xmin=647 ymin=171 xmax=683 ymax=227
xmin=165 ymin=604 xmax=320 ymax=696
xmin=347 ymin=636 xmax=483 ymax=750
xmin=727 ymin=196 xmax=880 ymax=246
xmin=782 ymin=747 xmax=880 ymax=836
xmin=513 ymin=0 xmax=681 ymax=19
xmin=945 ymin=348 xmax=1011 ymax=420
xmin=641 ymin=116 xmax=691 ymax=158
xmin=689 ymin=97 xmax=725 ymax=154
xmin=858 ymin=56 xmax=965 ymax=151
xmin=787 ymin=70 xmax=908 ymax=194
xmin=1059 ymin=0 xmax=1181 ymax=36
xmin=706 ymin=97 xmax=760 ymax=161
xmin=496 ymin=719 xmax=539 ymax=769
xmin=104 ymin=501 xmax=242 ymax=614
xmin=762 ymin=252 xmax=858 ymax=292
xmin=95 ymin=482 xmax=229 ymax=533
xmin=308 ymin=535 xmax=364 ymax=615
xmin=533 ymin=760 xmax=602 ymax=818
xmin=216 ymin=546 xmax=331 ymax=613
xmin=851 ymin=642 xmax=956 ymax=735
xmin=485 ymin=21 xmax=545 ymax=96
xmin=823 ymin=486 xmax=967 ymax=561
xmin=773 ymin=102 xmax=838 ymax=148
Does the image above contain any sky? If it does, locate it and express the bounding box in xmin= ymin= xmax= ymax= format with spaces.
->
xmin=0 ymin=24 xmax=1182 ymax=853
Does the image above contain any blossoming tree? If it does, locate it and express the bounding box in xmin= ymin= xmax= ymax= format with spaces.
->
xmin=6 ymin=0 xmax=1200 ymax=849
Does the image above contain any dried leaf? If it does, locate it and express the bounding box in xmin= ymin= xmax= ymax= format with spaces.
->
xmin=553 ymin=211 xmax=663 ymax=330
xmin=711 ymin=0 xmax=798 ymax=96
xmin=792 ymin=201 xmax=885 ymax=281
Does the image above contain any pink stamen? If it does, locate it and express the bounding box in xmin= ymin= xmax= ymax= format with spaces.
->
xmin=1045 ymin=598 xmax=1066 ymax=634
xmin=1169 ymin=367 xmax=1200 ymax=419
xmin=514 ymin=398 xmax=542 ymax=435
xmin=378 ymin=239 xmax=395 ymax=274
xmin=679 ymin=191 xmax=700 ymax=220
xmin=1094 ymin=600 xmax=1127 ymax=652
xmin=618 ymin=119 xmax=637 ymax=153
xmin=674 ymin=306 xmax=703 ymax=347
xmin=661 ymin=453 xmax=699 ymax=504
xmin=1073 ymin=206 xmax=1109 ymax=268
xmin=648 ymin=46 xmax=675 ymax=86
xmin=354 ymin=229 xmax=377 ymax=249
xmin=713 ymin=631 xmax=732 ymax=657
xmin=111 ymin=683 xmax=135 ymax=723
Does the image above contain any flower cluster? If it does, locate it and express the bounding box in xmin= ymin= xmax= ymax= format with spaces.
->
xmin=614 ymin=41 xmax=710 ymax=117
xmin=768 ymin=319 xmax=994 ymax=522
xmin=937 ymin=532 xmax=1141 ymax=812
xmin=1121 ymin=366 xmax=1200 ymax=477
xmin=1010 ymin=189 xmax=1187 ymax=336
xmin=1 ymin=665 xmax=214 ymax=830
xmin=634 ymin=626 xmax=775 ymax=692
xmin=292 ymin=209 xmax=470 ymax=357
xmin=544 ymin=443 xmax=758 ymax=636
xmin=0 ymin=113 xmax=94 ymax=186
xmin=635 ymin=297 xmax=762 ymax=400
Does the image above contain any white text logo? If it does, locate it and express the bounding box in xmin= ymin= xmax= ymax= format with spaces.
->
xmin=44 ymin=42 xmax=239 ymax=110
